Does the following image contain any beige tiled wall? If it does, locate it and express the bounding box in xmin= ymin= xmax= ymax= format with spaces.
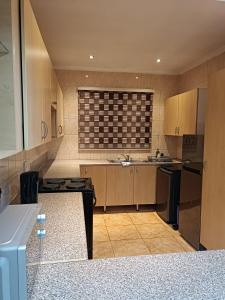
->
xmin=0 ymin=142 xmax=52 ymax=209
xmin=49 ymin=70 xmax=179 ymax=160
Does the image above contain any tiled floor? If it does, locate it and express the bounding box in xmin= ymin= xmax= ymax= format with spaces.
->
xmin=93 ymin=210 xmax=195 ymax=259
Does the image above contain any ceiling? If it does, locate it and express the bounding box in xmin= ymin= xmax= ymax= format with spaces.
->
xmin=30 ymin=0 xmax=225 ymax=75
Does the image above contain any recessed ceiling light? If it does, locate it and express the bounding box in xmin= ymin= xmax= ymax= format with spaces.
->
xmin=85 ymin=74 xmax=89 ymax=78
xmin=136 ymin=76 xmax=139 ymax=79
xmin=156 ymin=58 xmax=161 ymax=63
xmin=89 ymin=55 xmax=94 ymax=60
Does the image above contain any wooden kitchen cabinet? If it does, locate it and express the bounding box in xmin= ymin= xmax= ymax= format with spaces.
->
xmin=134 ymin=166 xmax=156 ymax=205
xmin=200 ymin=68 xmax=225 ymax=250
xmin=80 ymin=165 xmax=107 ymax=207
xmin=106 ymin=166 xmax=134 ymax=206
xmin=164 ymin=89 xmax=199 ymax=136
xmin=22 ymin=0 xmax=63 ymax=148
xmin=164 ymin=95 xmax=179 ymax=135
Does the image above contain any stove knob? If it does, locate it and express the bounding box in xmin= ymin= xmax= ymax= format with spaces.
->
xmin=37 ymin=214 xmax=46 ymax=224
xmin=37 ymin=229 xmax=46 ymax=239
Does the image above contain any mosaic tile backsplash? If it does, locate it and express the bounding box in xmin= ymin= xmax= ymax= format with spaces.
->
xmin=78 ymin=90 xmax=153 ymax=149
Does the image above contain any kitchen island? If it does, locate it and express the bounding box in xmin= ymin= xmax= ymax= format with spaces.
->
xmin=28 ymin=249 xmax=225 ymax=299
xmin=27 ymin=188 xmax=225 ymax=300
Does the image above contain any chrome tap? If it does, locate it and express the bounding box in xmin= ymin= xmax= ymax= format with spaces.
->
xmin=121 ymin=154 xmax=130 ymax=162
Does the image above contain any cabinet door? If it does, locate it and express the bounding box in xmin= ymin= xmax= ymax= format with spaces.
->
xmin=200 ymin=68 xmax=225 ymax=250
xmin=41 ymin=54 xmax=52 ymax=144
xmin=106 ymin=166 xmax=134 ymax=206
xmin=178 ymin=89 xmax=197 ymax=136
xmin=22 ymin=0 xmax=43 ymax=149
xmin=134 ymin=166 xmax=156 ymax=205
xmin=56 ymin=82 xmax=64 ymax=137
xmin=164 ymin=95 xmax=179 ymax=135
xmin=22 ymin=0 xmax=52 ymax=148
xmin=80 ymin=166 xmax=106 ymax=207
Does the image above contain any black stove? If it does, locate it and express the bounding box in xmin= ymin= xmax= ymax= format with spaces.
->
xmin=38 ymin=176 xmax=95 ymax=259
xmin=38 ymin=177 xmax=93 ymax=193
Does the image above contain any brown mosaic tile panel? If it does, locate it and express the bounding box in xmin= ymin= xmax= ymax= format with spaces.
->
xmin=78 ymin=90 xmax=153 ymax=149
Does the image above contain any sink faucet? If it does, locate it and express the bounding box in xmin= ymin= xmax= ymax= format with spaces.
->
xmin=121 ymin=154 xmax=130 ymax=162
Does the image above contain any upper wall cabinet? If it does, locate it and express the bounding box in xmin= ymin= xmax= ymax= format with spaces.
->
xmin=21 ymin=0 xmax=51 ymax=149
xmin=21 ymin=0 xmax=63 ymax=149
xmin=164 ymin=89 xmax=206 ymax=136
xmin=0 ymin=0 xmax=23 ymax=159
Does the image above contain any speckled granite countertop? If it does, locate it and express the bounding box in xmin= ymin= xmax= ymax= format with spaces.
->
xmin=27 ymin=193 xmax=87 ymax=264
xmin=28 ymin=250 xmax=225 ymax=300
xmin=79 ymin=159 xmax=181 ymax=166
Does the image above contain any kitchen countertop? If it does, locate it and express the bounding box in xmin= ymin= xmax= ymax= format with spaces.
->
xmin=27 ymin=192 xmax=87 ymax=264
xmin=28 ymin=250 xmax=225 ymax=300
xmin=79 ymin=159 xmax=182 ymax=166
xmin=44 ymin=159 xmax=182 ymax=178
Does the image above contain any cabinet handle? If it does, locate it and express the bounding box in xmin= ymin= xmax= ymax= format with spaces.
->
xmin=85 ymin=168 xmax=87 ymax=175
xmin=178 ymin=127 xmax=180 ymax=135
xmin=136 ymin=168 xmax=138 ymax=173
xmin=175 ymin=127 xmax=177 ymax=135
xmin=41 ymin=121 xmax=45 ymax=139
xmin=58 ymin=125 xmax=63 ymax=134
xmin=44 ymin=122 xmax=48 ymax=138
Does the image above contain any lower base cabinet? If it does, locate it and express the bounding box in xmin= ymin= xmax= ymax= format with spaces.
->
xmin=134 ymin=166 xmax=157 ymax=205
xmin=106 ymin=166 xmax=134 ymax=206
xmin=80 ymin=165 xmax=106 ymax=207
xmin=80 ymin=164 xmax=156 ymax=208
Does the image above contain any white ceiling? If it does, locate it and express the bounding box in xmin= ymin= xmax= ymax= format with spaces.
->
xmin=30 ymin=0 xmax=225 ymax=74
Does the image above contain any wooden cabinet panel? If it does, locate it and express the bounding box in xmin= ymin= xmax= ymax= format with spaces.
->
xmin=106 ymin=166 xmax=134 ymax=206
xmin=56 ymin=82 xmax=64 ymax=137
xmin=200 ymin=68 xmax=225 ymax=250
xmin=134 ymin=166 xmax=156 ymax=204
xmin=178 ymin=89 xmax=198 ymax=135
xmin=164 ymin=95 xmax=179 ymax=135
xmin=164 ymin=89 xmax=199 ymax=136
xmin=22 ymin=0 xmax=54 ymax=148
xmin=80 ymin=166 xmax=106 ymax=207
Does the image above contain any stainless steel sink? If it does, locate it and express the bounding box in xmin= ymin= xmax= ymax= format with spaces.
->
xmin=108 ymin=159 xmax=139 ymax=164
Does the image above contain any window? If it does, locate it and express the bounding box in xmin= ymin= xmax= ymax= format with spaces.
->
xmin=78 ymin=89 xmax=153 ymax=150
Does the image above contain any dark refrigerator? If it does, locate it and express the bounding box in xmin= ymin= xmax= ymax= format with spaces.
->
xmin=179 ymin=135 xmax=204 ymax=250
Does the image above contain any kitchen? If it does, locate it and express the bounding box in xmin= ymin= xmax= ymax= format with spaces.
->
xmin=1 ymin=0 xmax=225 ymax=299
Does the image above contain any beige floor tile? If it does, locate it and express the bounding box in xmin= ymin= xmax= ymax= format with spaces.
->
xmin=111 ymin=239 xmax=150 ymax=257
xmin=173 ymin=235 xmax=195 ymax=252
xmin=93 ymin=241 xmax=114 ymax=259
xmin=104 ymin=213 xmax=132 ymax=226
xmin=143 ymin=237 xmax=185 ymax=254
xmin=136 ymin=223 xmax=171 ymax=239
xmin=128 ymin=212 xmax=161 ymax=225
xmin=93 ymin=214 xmax=105 ymax=226
xmin=107 ymin=225 xmax=141 ymax=241
xmin=93 ymin=225 xmax=109 ymax=242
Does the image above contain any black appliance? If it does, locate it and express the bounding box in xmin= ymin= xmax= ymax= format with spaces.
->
xmin=38 ymin=177 xmax=96 ymax=260
xmin=156 ymin=165 xmax=181 ymax=228
xmin=20 ymin=171 xmax=39 ymax=204
xmin=179 ymin=135 xmax=204 ymax=250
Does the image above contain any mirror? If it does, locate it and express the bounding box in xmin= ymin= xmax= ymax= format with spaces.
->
xmin=0 ymin=0 xmax=23 ymax=159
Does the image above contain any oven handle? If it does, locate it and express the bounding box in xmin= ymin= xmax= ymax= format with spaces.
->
xmin=92 ymin=185 xmax=97 ymax=206
xmin=159 ymin=167 xmax=173 ymax=175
